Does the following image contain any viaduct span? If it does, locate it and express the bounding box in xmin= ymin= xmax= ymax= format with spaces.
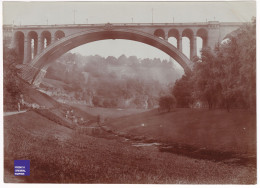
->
xmin=6 ymin=21 xmax=243 ymax=86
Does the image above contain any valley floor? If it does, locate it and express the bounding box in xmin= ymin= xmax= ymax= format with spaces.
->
xmin=4 ymin=108 xmax=256 ymax=184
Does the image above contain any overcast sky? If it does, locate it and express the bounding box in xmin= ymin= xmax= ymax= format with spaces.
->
xmin=2 ymin=1 xmax=256 ymax=60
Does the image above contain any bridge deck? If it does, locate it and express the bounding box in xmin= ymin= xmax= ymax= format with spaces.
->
xmin=7 ymin=21 xmax=245 ymax=29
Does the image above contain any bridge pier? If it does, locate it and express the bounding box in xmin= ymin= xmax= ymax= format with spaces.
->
xmin=164 ymin=33 xmax=168 ymax=41
xmin=177 ymin=34 xmax=182 ymax=52
xmin=190 ymin=34 xmax=197 ymax=59
xmin=207 ymin=21 xmax=220 ymax=50
xmin=23 ymin=38 xmax=30 ymax=64
xmin=51 ymin=35 xmax=55 ymax=44
xmin=37 ymin=36 xmax=43 ymax=54
xmin=203 ymin=37 xmax=208 ymax=49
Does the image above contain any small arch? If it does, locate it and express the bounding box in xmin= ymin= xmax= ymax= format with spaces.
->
xmin=28 ymin=31 xmax=38 ymax=59
xmin=55 ymin=30 xmax=65 ymax=41
xmin=182 ymin=29 xmax=194 ymax=58
xmin=14 ymin=31 xmax=24 ymax=64
xmin=196 ymin=28 xmax=208 ymax=48
xmin=168 ymin=29 xmax=179 ymax=48
xmin=41 ymin=31 xmax=52 ymax=49
xmin=168 ymin=29 xmax=179 ymax=39
xmin=182 ymin=28 xmax=193 ymax=39
xmin=154 ymin=29 xmax=165 ymax=39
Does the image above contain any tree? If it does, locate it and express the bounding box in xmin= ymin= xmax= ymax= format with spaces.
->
xmin=214 ymin=18 xmax=256 ymax=111
xmin=235 ymin=18 xmax=256 ymax=110
xmin=3 ymin=46 xmax=21 ymax=111
xmin=158 ymin=95 xmax=176 ymax=112
xmin=173 ymin=74 xmax=193 ymax=108
xmin=187 ymin=17 xmax=256 ymax=111
xmin=191 ymin=48 xmax=223 ymax=109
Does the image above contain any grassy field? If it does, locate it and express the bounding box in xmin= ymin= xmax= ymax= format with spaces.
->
xmin=71 ymin=104 xmax=147 ymax=119
xmin=4 ymin=111 xmax=256 ymax=183
xmin=107 ymin=108 xmax=256 ymax=155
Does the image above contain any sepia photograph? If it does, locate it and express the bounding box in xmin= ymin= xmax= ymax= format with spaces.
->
xmin=2 ymin=0 xmax=257 ymax=184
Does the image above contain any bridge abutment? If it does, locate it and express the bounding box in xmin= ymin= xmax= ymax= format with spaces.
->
xmin=207 ymin=21 xmax=221 ymax=50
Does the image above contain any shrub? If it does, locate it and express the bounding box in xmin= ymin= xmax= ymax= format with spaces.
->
xmin=158 ymin=95 xmax=176 ymax=112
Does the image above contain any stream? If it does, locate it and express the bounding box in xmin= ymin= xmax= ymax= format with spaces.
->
xmin=99 ymin=126 xmax=256 ymax=167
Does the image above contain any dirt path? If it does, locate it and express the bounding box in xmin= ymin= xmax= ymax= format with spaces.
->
xmin=4 ymin=110 xmax=27 ymax=117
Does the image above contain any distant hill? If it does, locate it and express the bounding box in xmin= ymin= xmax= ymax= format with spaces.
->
xmin=43 ymin=53 xmax=184 ymax=109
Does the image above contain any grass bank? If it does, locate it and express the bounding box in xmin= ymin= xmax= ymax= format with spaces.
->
xmin=4 ymin=111 xmax=256 ymax=183
xmin=107 ymin=108 xmax=256 ymax=155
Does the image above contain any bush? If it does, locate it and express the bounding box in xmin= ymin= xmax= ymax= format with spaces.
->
xmin=158 ymin=95 xmax=176 ymax=112
xmin=92 ymin=96 xmax=100 ymax=107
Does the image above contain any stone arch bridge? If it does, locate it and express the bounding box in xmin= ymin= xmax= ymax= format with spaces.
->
xmin=7 ymin=21 xmax=243 ymax=86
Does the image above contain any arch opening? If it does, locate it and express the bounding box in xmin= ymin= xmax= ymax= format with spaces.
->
xmin=197 ymin=28 xmax=208 ymax=49
xmin=168 ymin=37 xmax=177 ymax=47
xmin=168 ymin=29 xmax=179 ymax=39
xmin=154 ymin=29 xmax=165 ymax=39
xmin=182 ymin=29 xmax=195 ymax=59
xmin=14 ymin=31 xmax=24 ymax=64
xmin=196 ymin=37 xmax=203 ymax=57
xmin=71 ymin=39 xmax=174 ymax=61
xmin=55 ymin=30 xmax=65 ymax=41
xmin=168 ymin=29 xmax=179 ymax=48
xmin=182 ymin=37 xmax=190 ymax=58
xmin=28 ymin=31 xmax=38 ymax=60
xmin=29 ymin=29 xmax=192 ymax=85
xmin=41 ymin=31 xmax=51 ymax=49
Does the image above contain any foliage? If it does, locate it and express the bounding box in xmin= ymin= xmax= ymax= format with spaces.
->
xmin=158 ymin=95 xmax=176 ymax=112
xmin=174 ymin=18 xmax=256 ymax=111
xmin=3 ymin=46 xmax=22 ymax=111
xmin=173 ymin=74 xmax=193 ymax=108
xmin=45 ymin=54 xmax=183 ymax=109
xmin=192 ymin=48 xmax=223 ymax=109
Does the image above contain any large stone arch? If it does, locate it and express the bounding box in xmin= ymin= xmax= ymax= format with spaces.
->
xmin=22 ymin=28 xmax=192 ymax=85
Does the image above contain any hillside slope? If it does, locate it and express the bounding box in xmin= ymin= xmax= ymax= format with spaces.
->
xmin=107 ymin=108 xmax=256 ymax=155
xmin=4 ymin=111 xmax=256 ymax=183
